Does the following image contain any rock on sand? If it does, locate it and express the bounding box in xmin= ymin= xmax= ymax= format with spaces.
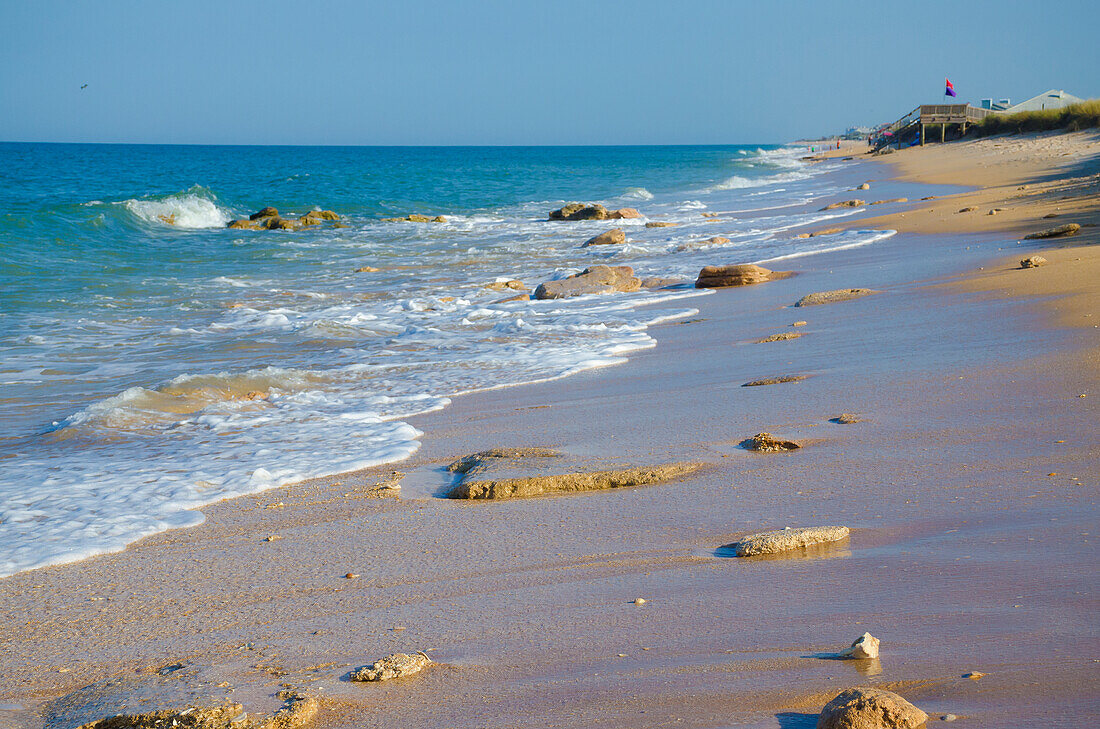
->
xmin=817 ymin=687 xmax=927 ymax=729
xmin=350 ymin=652 xmax=431 ymax=682
xmin=447 ymin=447 xmax=561 ymax=475
xmin=756 ymin=332 xmax=804 ymax=343
xmin=695 ymin=264 xmax=792 ymax=289
xmin=820 ymin=200 xmax=865 ymax=210
xmin=795 ymin=289 xmax=877 ymax=307
xmin=838 ymin=632 xmax=880 ymax=660
xmin=742 ymin=374 xmax=809 ymax=387
xmin=744 ymin=432 xmax=801 ymax=452
xmin=1024 ymin=223 xmax=1080 ymax=239
xmin=447 ymin=462 xmax=702 ymax=500
xmin=732 ymin=526 xmax=849 ymax=557
xmin=1020 ymin=255 xmax=1047 ymax=268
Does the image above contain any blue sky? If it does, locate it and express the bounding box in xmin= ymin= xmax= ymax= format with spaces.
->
xmin=1 ymin=0 xmax=1096 ymax=145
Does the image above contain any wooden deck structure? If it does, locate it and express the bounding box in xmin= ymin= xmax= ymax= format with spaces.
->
xmin=874 ymin=104 xmax=994 ymax=149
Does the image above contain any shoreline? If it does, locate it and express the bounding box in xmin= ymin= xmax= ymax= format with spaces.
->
xmin=2 ymin=133 xmax=1097 ymax=728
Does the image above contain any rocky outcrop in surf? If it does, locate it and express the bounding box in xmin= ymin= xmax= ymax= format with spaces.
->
xmin=227 ymin=207 xmax=343 ymax=231
xmin=695 ymin=264 xmax=791 ymax=289
xmin=534 ymin=265 xmax=641 ymax=299
xmin=548 ymin=203 xmax=642 ymax=221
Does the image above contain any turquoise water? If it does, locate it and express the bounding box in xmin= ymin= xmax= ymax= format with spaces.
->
xmin=0 ymin=143 xmax=890 ymax=577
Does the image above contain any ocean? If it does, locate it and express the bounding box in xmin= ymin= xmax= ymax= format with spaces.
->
xmin=0 ymin=142 xmax=891 ymax=578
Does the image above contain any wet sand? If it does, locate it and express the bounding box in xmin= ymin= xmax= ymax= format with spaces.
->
xmin=1 ymin=134 xmax=1098 ymax=728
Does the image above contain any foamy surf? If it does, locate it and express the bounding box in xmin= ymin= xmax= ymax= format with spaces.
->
xmin=122 ymin=187 xmax=230 ymax=228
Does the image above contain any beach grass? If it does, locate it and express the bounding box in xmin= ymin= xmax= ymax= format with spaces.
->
xmin=973 ymin=99 xmax=1100 ymax=136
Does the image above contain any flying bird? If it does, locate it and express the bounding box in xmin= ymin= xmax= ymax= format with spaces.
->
xmin=81 ymin=84 xmax=88 ymax=90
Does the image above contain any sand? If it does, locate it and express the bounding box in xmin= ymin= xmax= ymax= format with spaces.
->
xmin=1 ymin=132 xmax=1097 ymax=729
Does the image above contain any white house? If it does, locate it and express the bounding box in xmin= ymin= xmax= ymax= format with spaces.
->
xmin=1000 ymin=89 xmax=1084 ymax=114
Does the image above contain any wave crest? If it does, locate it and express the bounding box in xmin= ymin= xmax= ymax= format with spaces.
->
xmin=121 ymin=186 xmax=230 ymax=229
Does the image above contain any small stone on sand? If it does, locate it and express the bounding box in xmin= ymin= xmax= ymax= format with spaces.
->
xmin=731 ymin=525 xmax=849 ymax=557
xmin=1020 ymin=255 xmax=1047 ymax=268
xmin=742 ymin=375 xmax=809 ymax=387
xmin=633 ymin=598 xmax=647 ymax=605
xmin=831 ymin=413 xmax=862 ymax=424
xmin=942 ymin=714 xmax=958 ymax=722
xmin=957 ymin=206 xmax=978 ymax=213
xmin=345 ymin=573 xmax=358 ymax=579
xmin=756 ymin=332 xmax=804 ymax=343
xmin=964 ymin=671 xmax=984 ymax=680
xmin=745 ymin=432 xmax=801 ymax=452
xmin=350 ymin=652 xmax=430 ymax=682
xmin=838 ymin=632 xmax=880 ymax=660
xmin=792 ymin=321 xmax=808 ymax=327
xmin=795 ymin=288 xmax=877 ymax=307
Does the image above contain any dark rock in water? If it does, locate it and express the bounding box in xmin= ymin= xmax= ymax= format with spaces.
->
xmin=695 ymin=264 xmax=791 ymax=289
xmin=1024 ymin=223 xmax=1080 ymax=239
xmin=743 ymin=432 xmax=801 ymax=452
xmin=303 ymin=209 xmax=340 ymax=222
xmin=795 ymin=288 xmax=877 ymax=307
xmin=817 ymin=687 xmax=927 ymax=729
xmin=583 ymin=228 xmax=626 ymax=247
xmin=250 ymin=206 xmax=279 ymax=220
xmin=549 ymin=203 xmax=610 ymax=221
xmin=742 ymin=374 xmax=809 ymax=387
xmin=534 ymin=265 xmax=641 ymax=299
xmin=227 ymin=219 xmax=263 ymax=230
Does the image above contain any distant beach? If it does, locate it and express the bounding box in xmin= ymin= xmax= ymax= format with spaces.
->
xmin=1 ymin=132 xmax=1097 ymax=728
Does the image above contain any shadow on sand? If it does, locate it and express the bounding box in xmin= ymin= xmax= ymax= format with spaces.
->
xmin=776 ymin=711 xmax=818 ymax=728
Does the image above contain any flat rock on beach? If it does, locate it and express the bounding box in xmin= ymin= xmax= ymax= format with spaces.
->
xmin=447 ymin=462 xmax=702 ymax=500
xmin=732 ymin=526 xmax=849 ymax=557
xmin=350 ymin=652 xmax=431 ymax=682
xmin=795 ymin=289 xmax=878 ymax=307
xmin=742 ymin=374 xmax=809 ymax=387
xmin=695 ymin=264 xmax=792 ymax=289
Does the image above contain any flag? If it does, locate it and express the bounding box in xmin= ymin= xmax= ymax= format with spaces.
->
xmin=945 ymin=78 xmax=957 ymax=97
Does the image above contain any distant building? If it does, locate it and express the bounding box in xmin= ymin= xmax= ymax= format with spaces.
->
xmin=987 ymin=89 xmax=1084 ymax=114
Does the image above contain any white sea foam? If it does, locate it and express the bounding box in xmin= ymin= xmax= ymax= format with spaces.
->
xmin=620 ymin=187 xmax=655 ymax=201
xmin=123 ymin=190 xmax=230 ymax=229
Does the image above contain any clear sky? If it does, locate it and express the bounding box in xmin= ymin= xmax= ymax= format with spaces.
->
xmin=1 ymin=0 xmax=1096 ymax=145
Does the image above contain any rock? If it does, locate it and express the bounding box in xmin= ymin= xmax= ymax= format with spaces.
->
xmin=355 ymin=266 xmax=380 ymax=273
xmin=534 ymin=265 xmax=641 ymax=299
xmin=549 ymin=203 xmax=610 ymax=221
xmin=406 ymin=213 xmax=432 ymax=222
xmin=299 ymin=215 xmax=321 ymax=227
xmin=964 ymin=671 xmax=984 ymax=680
xmin=811 ymin=227 xmax=844 ymax=237
xmin=987 ymin=208 xmax=1004 ymax=215
xmin=609 ymin=207 xmax=642 ymax=219
xmin=157 ymin=214 xmax=176 ymax=225
xmin=250 ymin=207 xmax=279 ymax=220
xmin=742 ymin=374 xmax=809 ymax=387
xmin=485 ymin=279 xmax=526 ymax=291
xmin=227 ymin=219 xmax=263 ymax=230
xmin=821 ymin=200 xmax=865 ymax=210
xmin=817 ymin=687 xmax=927 ymax=729
xmin=494 ymin=293 xmax=529 ymax=304
xmin=744 ymin=432 xmax=801 ymax=452
xmin=792 ymin=320 xmax=808 ymax=327
xmin=633 ymin=598 xmax=647 ymax=605
xmin=857 ymin=183 xmax=870 ymax=190
xmin=796 ymin=233 xmax=811 ymax=239
xmin=447 ymin=462 xmax=702 ymax=500
xmin=831 ymin=413 xmax=862 ymax=424
xmin=447 ymin=447 xmax=561 ymax=474
xmin=583 ymin=228 xmax=626 ymax=247
xmin=942 ymin=714 xmax=958 ymax=722
xmin=695 ymin=264 xmax=792 ymax=289
xmin=269 ymin=218 xmax=301 ymax=231
xmin=1020 ymin=255 xmax=1047 ymax=268
xmin=874 ymin=148 xmax=895 ymax=156
xmin=731 ymin=525 xmax=849 ymax=557
xmin=957 ymin=206 xmax=978 ymax=213
xmin=302 ymin=209 xmax=340 ymax=223
xmin=921 ymin=196 xmax=937 ymax=200
xmin=1042 ymin=213 xmax=1059 ymax=219
xmin=640 ymin=277 xmax=684 ymax=289
xmin=869 ymin=198 xmax=908 ymax=205
xmin=645 ymin=221 xmax=677 ymax=228
xmin=795 ymin=289 xmax=877 ymax=307
xmin=333 ymin=222 xmax=349 ymax=228
xmin=756 ymin=332 xmax=804 ymax=343
xmin=838 ymin=632 xmax=880 ymax=660
xmin=1024 ymin=223 xmax=1080 ymax=239
xmin=344 ymin=573 xmax=358 ymax=579
xmin=350 ymin=652 xmax=431 ymax=682
xmin=675 ymin=236 xmax=730 ymax=252
xmin=701 ymin=212 xmax=720 ymax=218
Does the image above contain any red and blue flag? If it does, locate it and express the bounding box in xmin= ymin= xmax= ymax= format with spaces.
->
xmin=945 ymin=78 xmax=956 ymax=97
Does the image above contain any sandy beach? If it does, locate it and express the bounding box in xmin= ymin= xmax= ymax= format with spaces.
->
xmin=2 ymin=132 xmax=1097 ymax=729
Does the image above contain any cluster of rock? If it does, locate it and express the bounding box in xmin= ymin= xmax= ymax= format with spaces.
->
xmin=534 ymin=265 xmax=640 ymax=299
xmin=695 ymin=264 xmax=792 ymax=289
xmin=731 ymin=525 xmax=850 ymax=557
xmin=548 ymin=203 xmax=642 ymax=221
xmin=382 ymin=213 xmax=447 ymax=223
xmin=227 ymin=207 xmax=343 ymax=231
xmin=350 ymin=652 xmax=432 ymax=682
